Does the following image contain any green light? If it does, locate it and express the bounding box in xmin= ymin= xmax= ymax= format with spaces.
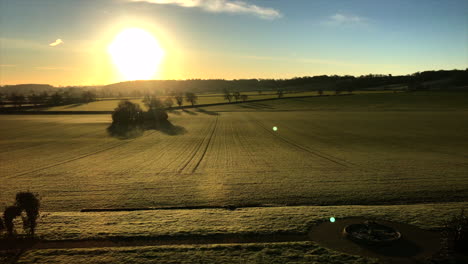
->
xmin=273 ymin=126 xmax=278 ymax=131
xmin=330 ymin=217 xmax=336 ymax=223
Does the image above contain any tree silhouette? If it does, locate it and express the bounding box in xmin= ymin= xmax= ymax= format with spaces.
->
xmin=143 ymin=95 xmax=164 ymax=110
xmin=164 ymin=97 xmax=173 ymax=108
xmin=111 ymin=100 xmax=144 ymax=128
xmin=223 ymin=89 xmax=232 ymax=103
xmin=15 ymin=192 xmax=40 ymax=237
xmin=81 ymin=91 xmax=96 ymax=103
xmin=241 ymin=94 xmax=248 ymax=102
xmin=49 ymin=92 xmax=63 ymax=106
xmin=277 ymin=89 xmax=284 ymax=98
xmin=185 ymin=92 xmax=198 ymax=106
xmin=174 ymin=93 xmax=184 ymax=107
xmin=233 ymin=91 xmax=241 ymax=102
xmin=3 ymin=206 xmax=22 ymax=236
xmin=10 ymin=93 xmax=25 ymax=108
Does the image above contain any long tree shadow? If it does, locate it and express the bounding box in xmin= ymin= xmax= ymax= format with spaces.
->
xmin=195 ymin=108 xmax=219 ymax=115
xmin=182 ymin=109 xmax=197 ymax=115
xmin=108 ymin=119 xmax=186 ymax=139
xmin=64 ymin=103 xmax=86 ymax=109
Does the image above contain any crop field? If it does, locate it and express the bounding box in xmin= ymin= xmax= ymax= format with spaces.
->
xmin=1 ymin=92 xmax=468 ymax=212
xmin=39 ymin=91 xmax=341 ymax=111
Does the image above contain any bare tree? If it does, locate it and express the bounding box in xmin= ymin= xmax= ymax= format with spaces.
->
xmin=185 ymin=92 xmax=198 ymax=106
xmin=174 ymin=93 xmax=184 ymax=107
xmin=233 ymin=91 xmax=241 ymax=102
xmin=277 ymin=89 xmax=284 ymax=98
xmin=10 ymin=93 xmax=25 ymax=108
xmin=241 ymin=94 xmax=248 ymax=102
xmin=16 ymin=192 xmax=40 ymax=237
xmin=223 ymin=89 xmax=232 ymax=103
xmin=164 ymin=97 xmax=173 ymax=108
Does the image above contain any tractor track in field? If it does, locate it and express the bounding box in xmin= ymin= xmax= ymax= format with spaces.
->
xmin=7 ymin=130 xmax=160 ymax=179
xmin=250 ymin=116 xmax=352 ymax=168
xmin=177 ymin=116 xmax=218 ymax=174
xmin=191 ymin=116 xmax=218 ymax=173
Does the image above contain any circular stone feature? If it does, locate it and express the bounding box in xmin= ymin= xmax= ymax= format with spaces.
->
xmin=343 ymin=220 xmax=401 ymax=245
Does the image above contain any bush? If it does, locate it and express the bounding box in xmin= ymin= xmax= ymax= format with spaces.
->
xmin=0 ymin=216 xmax=4 ymax=233
xmin=111 ymin=100 xmax=144 ymax=128
xmin=444 ymin=209 xmax=468 ymax=254
xmin=15 ymin=192 xmax=40 ymax=236
xmin=3 ymin=206 xmax=22 ymax=236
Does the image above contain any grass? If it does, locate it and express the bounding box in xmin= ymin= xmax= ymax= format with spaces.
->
xmin=39 ymin=90 xmax=347 ymax=111
xmin=1 ymin=92 xmax=468 ymax=212
xmin=1 ymin=91 xmax=468 ymax=262
xmin=14 ymin=242 xmax=379 ymax=264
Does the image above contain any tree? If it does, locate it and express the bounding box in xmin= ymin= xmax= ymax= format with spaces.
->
xmin=241 ymin=94 xmax=248 ymax=102
xmin=143 ymin=96 xmax=164 ymax=111
xmin=29 ymin=93 xmax=41 ymax=107
xmin=38 ymin=92 xmax=48 ymax=105
xmin=185 ymin=92 xmax=198 ymax=106
xmin=15 ymin=192 xmax=40 ymax=237
xmin=174 ymin=93 xmax=184 ymax=107
xmin=164 ymin=97 xmax=173 ymax=108
xmin=318 ymin=89 xmax=323 ymax=96
xmin=81 ymin=91 xmax=96 ymax=103
xmin=49 ymin=92 xmax=63 ymax=105
xmin=223 ymin=89 xmax=232 ymax=103
xmin=233 ymin=91 xmax=241 ymax=102
xmin=3 ymin=206 xmax=22 ymax=236
xmin=10 ymin=93 xmax=25 ymax=108
xmin=111 ymin=100 xmax=144 ymax=128
xmin=277 ymin=89 xmax=284 ymax=98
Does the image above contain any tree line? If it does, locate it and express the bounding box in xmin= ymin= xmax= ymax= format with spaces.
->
xmin=0 ymin=90 xmax=97 ymax=108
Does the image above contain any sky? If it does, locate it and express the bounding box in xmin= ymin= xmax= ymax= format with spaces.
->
xmin=0 ymin=0 xmax=467 ymax=86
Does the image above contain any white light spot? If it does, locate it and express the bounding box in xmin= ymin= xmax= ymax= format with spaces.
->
xmin=272 ymin=126 xmax=278 ymax=131
xmin=330 ymin=217 xmax=336 ymax=223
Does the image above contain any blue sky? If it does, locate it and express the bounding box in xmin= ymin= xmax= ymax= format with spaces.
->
xmin=0 ymin=0 xmax=466 ymax=85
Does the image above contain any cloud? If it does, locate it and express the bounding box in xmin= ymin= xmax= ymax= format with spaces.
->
xmin=323 ymin=13 xmax=368 ymax=26
xmin=129 ymin=0 xmax=282 ymax=19
xmin=0 ymin=64 xmax=16 ymax=68
xmin=49 ymin=39 xmax=64 ymax=47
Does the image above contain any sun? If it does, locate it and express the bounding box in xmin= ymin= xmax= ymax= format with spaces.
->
xmin=108 ymin=28 xmax=164 ymax=81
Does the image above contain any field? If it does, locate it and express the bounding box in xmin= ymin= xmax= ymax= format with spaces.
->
xmin=2 ymin=92 xmax=468 ymax=211
xmin=39 ymin=90 xmax=356 ymax=111
xmin=1 ymin=91 xmax=468 ymax=262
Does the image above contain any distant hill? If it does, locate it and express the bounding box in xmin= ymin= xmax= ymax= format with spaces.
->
xmin=0 ymin=84 xmax=56 ymax=95
xmin=2 ymin=69 xmax=467 ymax=97
xmin=101 ymin=69 xmax=468 ymax=96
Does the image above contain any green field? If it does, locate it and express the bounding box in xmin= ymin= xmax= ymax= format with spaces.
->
xmin=39 ymin=91 xmax=343 ymax=111
xmin=2 ymin=91 xmax=468 ymax=263
xmin=2 ymin=92 xmax=468 ymax=212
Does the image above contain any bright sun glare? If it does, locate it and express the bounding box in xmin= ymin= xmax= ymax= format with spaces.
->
xmin=108 ymin=28 xmax=164 ymax=81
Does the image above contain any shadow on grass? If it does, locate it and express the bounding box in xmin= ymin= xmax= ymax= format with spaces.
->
xmin=167 ymin=109 xmax=182 ymax=115
xmin=195 ymin=108 xmax=219 ymax=116
xmin=64 ymin=103 xmax=86 ymax=109
xmin=182 ymin=109 xmax=197 ymax=115
xmin=107 ymin=120 xmax=186 ymax=139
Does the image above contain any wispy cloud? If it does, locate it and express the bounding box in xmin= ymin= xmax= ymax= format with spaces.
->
xmin=0 ymin=64 xmax=16 ymax=68
xmin=323 ymin=13 xmax=368 ymax=26
xmin=128 ymin=0 xmax=282 ymax=19
xmin=49 ymin=39 xmax=64 ymax=47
